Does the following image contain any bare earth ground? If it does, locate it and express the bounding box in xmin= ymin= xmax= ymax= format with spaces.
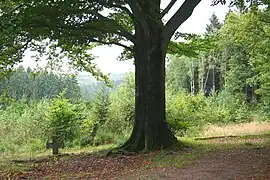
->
xmin=1 ymin=122 xmax=270 ymax=180
xmin=125 ymin=146 xmax=270 ymax=180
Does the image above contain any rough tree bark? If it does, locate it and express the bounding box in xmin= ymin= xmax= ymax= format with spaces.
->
xmin=121 ymin=0 xmax=201 ymax=152
xmin=121 ymin=18 xmax=177 ymax=151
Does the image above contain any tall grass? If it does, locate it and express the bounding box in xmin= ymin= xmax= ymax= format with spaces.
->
xmin=0 ymin=99 xmax=50 ymax=158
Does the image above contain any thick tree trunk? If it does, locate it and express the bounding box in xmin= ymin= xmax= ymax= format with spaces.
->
xmin=119 ymin=0 xmax=201 ymax=152
xmin=121 ymin=20 xmax=177 ymax=152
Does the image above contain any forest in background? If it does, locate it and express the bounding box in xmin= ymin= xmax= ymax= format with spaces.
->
xmin=0 ymin=8 xmax=270 ymax=157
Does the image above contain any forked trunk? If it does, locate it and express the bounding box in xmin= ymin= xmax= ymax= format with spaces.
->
xmin=121 ymin=21 xmax=177 ymax=151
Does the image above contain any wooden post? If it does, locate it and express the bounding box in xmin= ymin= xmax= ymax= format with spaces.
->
xmin=46 ymin=137 xmax=61 ymax=155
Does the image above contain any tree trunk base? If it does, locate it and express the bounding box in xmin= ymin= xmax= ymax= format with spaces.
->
xmin=119 ymin=122 xmax=178 ymax=152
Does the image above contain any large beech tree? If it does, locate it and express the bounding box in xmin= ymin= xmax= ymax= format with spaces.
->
xmin=0 ymin=0 xmax=264 ymax=151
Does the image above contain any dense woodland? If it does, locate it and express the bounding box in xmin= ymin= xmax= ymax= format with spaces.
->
xmin=0 ymin=6 xmax=269 ymax=156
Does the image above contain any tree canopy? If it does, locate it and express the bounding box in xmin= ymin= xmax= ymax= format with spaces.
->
xmin=1 ymin=0 xmax=267 ymax=71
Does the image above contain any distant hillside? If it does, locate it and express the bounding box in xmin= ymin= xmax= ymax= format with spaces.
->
xmin=76 ymin=72 xmax=127 ymax=100
xmin=76 ymin=73 xmax=97 ymax=86
xmin=76 ymin=72 xmax=126 ymax=85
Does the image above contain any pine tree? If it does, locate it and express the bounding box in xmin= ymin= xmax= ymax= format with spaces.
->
xmin=203 ymin=13 xmax=223 ymax=95
xmin=205 ymin=13 xmax=222 ymax=36
xmin=90 ymin=85 xmax=111 ymax=144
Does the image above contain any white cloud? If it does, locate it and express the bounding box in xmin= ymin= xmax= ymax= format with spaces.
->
xmin=21 ymin=0 xmax=229 ymax=74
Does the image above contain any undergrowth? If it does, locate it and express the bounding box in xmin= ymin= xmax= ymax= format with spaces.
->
xmin=0 ymin=74 xmax=270 ymax=159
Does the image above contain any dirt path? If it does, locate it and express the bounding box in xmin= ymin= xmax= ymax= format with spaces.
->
xmin=126 ymin=146 xmax=270 ymax=180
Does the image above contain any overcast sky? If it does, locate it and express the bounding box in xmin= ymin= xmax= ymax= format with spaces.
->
xmin=22 ymin=0 xmax=229 ymax=74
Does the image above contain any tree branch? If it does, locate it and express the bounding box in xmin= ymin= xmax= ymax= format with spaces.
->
xmin=164 ymin=0 xmax=202 ymax=42
xmin=26 ymin=20 xmax=135 ymax=49
xmin=118 ymin=31 xmax=135 ymax=44
xmin=91 ymin=38 xmax=133 ymax=51
xmin=110 ymin=4 xmax=134 ymax=20
xmin=125 ymin=0 xmax=137 ymax=15
xmin=161 ymin=0 xmax=177 ymax=18
xmin=97 ymin=13 xmax=135 ymax=43
xmin=3 ymin=4 xmax=26 ymax=15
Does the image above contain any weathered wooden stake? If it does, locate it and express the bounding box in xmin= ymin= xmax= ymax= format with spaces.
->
xmin=46 ymin=137 xmax=61 ymax=155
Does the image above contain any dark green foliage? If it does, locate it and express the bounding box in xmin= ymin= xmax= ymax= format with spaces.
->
xmin=81 ymin=85 xmax=111 ymax=146
xmin=0 ymin=0 xmax=133 ymax=81
xmin=0 ymin=90 xmax=14 ymax=109
xmin=165 ymin=7 xmax=270 ymax=135
xmin=168 ymin=8 xmax=270 ymax=104
xmin=167 ymin=13 xmax=224 ymax=97
xmin=95 ymin=73 xmax=134 ymax=145
xmin=92 ymin=86 xmax=110 ymax=126
xmin=0 ymin=66 xmax=81 ymax=102
xmin=77 ymin=74 xmax=134 ymax=147
xmin=205 ymin=13 xmax=223 ymax=36
xmin=166 ymin=56 xmax=200 ymax=95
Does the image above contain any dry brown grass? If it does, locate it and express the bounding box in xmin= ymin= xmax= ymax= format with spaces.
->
xmin=201 ymin=121 xmax=270 ymax=137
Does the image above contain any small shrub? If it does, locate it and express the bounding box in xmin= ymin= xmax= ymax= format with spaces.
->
xmin=166 ymin=92 xmax=206 ymax=136
xmin=46 ymin=91 xmax=82 ymax=147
